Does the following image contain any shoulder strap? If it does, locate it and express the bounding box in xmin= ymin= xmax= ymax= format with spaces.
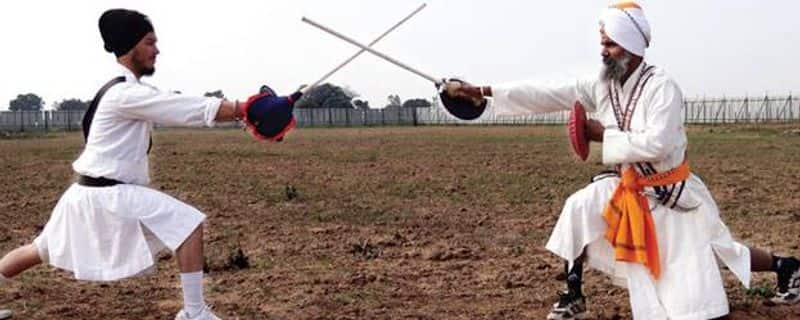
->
xmin=82 ymin=76 xmax=126 ymax=142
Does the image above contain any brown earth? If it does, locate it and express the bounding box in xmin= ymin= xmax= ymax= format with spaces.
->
xmin=1 ymin=125 xmax=799 ymax=319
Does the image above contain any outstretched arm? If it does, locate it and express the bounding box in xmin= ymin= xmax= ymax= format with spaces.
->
xmin=446 ymin=77 xmax=598 ymax=117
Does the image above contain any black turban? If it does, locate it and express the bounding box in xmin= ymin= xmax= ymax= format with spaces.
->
xmin=98 ymin=9 xmax=154 ymax=57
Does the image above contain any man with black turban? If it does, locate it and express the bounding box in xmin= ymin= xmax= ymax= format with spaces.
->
xmin=0 ymin=8 xmax=297 ymax=320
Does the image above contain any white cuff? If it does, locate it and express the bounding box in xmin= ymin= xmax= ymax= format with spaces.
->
xmin=602 ymin=128 xmax=628 ymax=164
xmin=203 ymin=98 xmax=224 ymax=127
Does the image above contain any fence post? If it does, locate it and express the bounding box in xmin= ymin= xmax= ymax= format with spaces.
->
xmin=743 ymin=96 xmax=749 ymax=123
xmin=764 ymin=95 xmax=770 ymax=122
xmin=682 ymin=100 xmax=687 ymax=124
xmin=722 ymin=98 xmax=727 ymax=124
xmin=703 ymin=98 xmax=708 ymax=124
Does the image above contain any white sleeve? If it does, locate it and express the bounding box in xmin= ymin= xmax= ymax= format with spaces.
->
xmin=489 ymin=77 xmax=598 ymax=116
xmin=113 ymin=84 xmax=223 ymax=127
xmin=602 ymin=78 xmax=685 ymax=164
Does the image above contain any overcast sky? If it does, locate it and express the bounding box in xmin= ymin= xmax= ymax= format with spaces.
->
xmin=1 ymin=0 xmax=798 ymax=110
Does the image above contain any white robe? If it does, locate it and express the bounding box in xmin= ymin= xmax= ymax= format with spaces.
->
xmin=34 ymin=65 xmax=222 ymax=281
xmin=488 ymin=62 xmax=750 ymax=320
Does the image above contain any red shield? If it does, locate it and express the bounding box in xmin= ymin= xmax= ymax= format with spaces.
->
xmin=568 ymin=101 xmax=589 ymax=161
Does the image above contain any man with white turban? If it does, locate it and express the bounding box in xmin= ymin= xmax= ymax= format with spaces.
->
xmin=445 ymin=2 xmax=800 ymax=319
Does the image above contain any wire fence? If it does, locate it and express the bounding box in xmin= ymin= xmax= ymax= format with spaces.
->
xmin=293 ymin=107 xmax=421 ymax=127
xmin=681 ymin=95 xmax=799 ymax=124
xmin=1 ymin=95 xmax=797 ymax=132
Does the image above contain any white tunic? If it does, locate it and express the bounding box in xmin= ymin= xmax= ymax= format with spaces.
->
xmin=34 ymin=65 xmax=223 ymax=281
xmin=73 ymin=66 xmax=222 ymax=186
xmin=489 ymin=62 xmax=750 ymax=320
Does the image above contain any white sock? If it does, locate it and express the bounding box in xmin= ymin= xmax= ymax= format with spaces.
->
xmin=180 ymin=271 xmax=205 ymax=317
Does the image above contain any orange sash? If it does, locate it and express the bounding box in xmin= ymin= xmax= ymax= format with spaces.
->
xmin=602 ymin=161 xmax=690 ymax=278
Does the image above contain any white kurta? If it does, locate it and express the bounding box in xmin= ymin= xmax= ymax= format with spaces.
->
xmin=34 ymin=65 xmax=222 ymax=281
xmin=489 ymin=62 xmax=750 ymax=320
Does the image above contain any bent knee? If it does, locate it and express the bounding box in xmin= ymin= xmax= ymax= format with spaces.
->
xmin=564 ymin=178 xmax=617 ymax=207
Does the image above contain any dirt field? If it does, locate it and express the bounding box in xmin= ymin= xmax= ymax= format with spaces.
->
xmin=1 ymin=125 xmax=799 ymax=319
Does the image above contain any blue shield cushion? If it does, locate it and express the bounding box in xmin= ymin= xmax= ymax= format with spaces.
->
xmin=242 ymin=91 xmax=301 ymax=142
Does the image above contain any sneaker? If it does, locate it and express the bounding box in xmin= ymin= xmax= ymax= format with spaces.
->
xmin=772 ymin=257 xmax=800 ymax=305
xmin=0 ymin=308 xmax=10 ymax=320
xmin=174 ymin=305 xmax=221 ymax=320
xmin=547 ymin=291 xmax=589 ymax=320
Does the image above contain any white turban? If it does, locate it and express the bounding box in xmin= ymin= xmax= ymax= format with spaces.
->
xmin=600 ymin=2 xmax=651 ymax=57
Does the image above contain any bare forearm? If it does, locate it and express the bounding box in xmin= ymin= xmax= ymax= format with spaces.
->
xmin=214 ymin=99 xmax=245 ymax=122
xmin=481 ymin=86 xmax=492 ymax=97
xmin=444 ymin=82 xmax=492 ymax=109
xmin=455 ymin=84 xmax=492 ymax=99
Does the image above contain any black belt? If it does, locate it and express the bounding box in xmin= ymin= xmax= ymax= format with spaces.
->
xmin=77 ymin=175 xmax=123 ymax=187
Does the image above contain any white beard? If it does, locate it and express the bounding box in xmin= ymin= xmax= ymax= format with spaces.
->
xmin=602 ymin=53 xmax=632 ymax=82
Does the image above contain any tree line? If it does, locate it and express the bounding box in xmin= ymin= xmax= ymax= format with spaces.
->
xmin=8 ymin=94 xmax=92 ymax=112
xmin=7 ymin=83 xmax=432 ymax=111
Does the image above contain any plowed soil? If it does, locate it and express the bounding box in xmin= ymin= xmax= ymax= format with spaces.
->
xmin=1 ymin=125 xmax=799 ymax=319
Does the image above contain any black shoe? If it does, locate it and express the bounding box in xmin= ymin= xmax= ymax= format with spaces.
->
xmin=547 ymin=291 xmax=588 ymax=319
xmin=772 ymin=257 xmax=800 ymax=304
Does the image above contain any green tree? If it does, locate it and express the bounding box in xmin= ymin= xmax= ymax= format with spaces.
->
xmin=295 ymin=83 xmax=355 ymax=109
xmin=352 ymin=99 xmax=370 ymax=110
xmin=9 ymin=93 xmax=44 ymax=111
xmin=386 ymin=94 xmax=402 ymax=109
xmin=56 ymin=98 xmax=90 ymax=111
xmin=402 ymin=98 xmax=432 ymax=109
xmin=204 ymin=90 xmax=225 ymax=99
xmin=341 ymin=85 xmax=359 ymax=99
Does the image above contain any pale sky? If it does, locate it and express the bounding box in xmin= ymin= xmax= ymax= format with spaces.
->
xmin=1 ymin=1 xmax=798 ymax=110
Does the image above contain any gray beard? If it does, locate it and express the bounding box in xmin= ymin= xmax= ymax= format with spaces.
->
xmin=602 ymin=53 xmax=631 ymax=82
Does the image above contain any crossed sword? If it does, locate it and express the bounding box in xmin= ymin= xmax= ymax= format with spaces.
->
xmin=300 ymin=3 xmax=449 ymax=94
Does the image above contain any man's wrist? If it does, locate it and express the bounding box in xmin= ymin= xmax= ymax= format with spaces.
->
xmin=233 ymin=100 xmax=241 ymax=121
xmin=480 ymin=86 xmax=492 ymax=97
